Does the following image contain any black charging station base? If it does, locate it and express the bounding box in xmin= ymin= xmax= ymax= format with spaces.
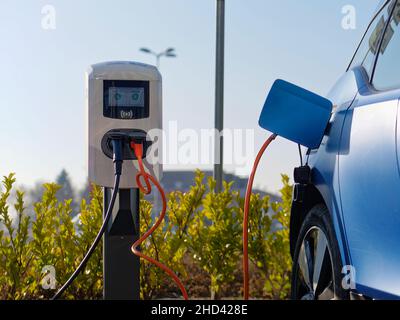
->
xmin=103 ymin=188 xmax=140 ymax=300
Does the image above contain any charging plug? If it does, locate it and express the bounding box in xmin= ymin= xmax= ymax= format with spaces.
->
xmin=101 ymin=129 xmax=151 ymax=161
xmin=111 ymin=139 xmax=123 ymax=176
xmin=130 ymin=140 xmax=144 ymax=159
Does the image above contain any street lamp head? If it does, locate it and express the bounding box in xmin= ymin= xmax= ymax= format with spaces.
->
xmin=139 ymin=48 xmax=153 ymax=54
xmin=165 ymin=52 xmax=177 ymax=58
xmin=138 ymin=47 xmax=177 ymax=67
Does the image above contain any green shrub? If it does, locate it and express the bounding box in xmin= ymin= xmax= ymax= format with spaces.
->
xmin=244 ymin=174 xmax=292 ymax=299
xmin=187 ymin=176 xmax=242 ymax=299
xmin=0 ymin=171 xmax=292 ymax=300
xmin=0 ymin=174 xmax=31 ymax=299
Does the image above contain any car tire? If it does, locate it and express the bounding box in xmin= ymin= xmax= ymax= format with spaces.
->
xmin=291 ymin=204 xmax=349 ymax=300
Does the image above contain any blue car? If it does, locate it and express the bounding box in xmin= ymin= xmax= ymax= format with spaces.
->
xmin=290 ymin=0 xmax=400 ymax=300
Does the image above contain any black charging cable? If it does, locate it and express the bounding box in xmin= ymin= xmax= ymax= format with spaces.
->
xmin=298 ymin=144 xmax=303 ymax=166
xmin=52 ymin=139 xmax=124 ymax=300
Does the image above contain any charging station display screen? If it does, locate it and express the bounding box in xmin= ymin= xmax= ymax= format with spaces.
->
xmin=108 ymin=87 xmax=145 ymax=108
xmin=103 ymin=80 xmax=149 ymax=119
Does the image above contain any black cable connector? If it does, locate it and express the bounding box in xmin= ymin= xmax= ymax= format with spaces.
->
xmin=111 ymin=138 xmax=123 ymax=176
xmin=52 ymin=138 xmax=123 ymax=300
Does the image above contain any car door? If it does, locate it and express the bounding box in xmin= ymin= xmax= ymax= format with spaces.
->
xmin=339 ymin=0 xmax=400 ymax=298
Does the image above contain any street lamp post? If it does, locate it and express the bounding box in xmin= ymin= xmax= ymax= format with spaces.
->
xmin=214 ymin=0 xmax=225 ymax=192
xmin=139 ymin=47 xmax=177 ymax=68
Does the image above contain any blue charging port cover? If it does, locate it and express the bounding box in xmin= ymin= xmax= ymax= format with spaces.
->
xmin=259 ymin=79 xmax=333 ymax=149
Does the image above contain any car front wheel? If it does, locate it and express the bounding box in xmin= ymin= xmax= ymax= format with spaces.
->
xmin=291 ymin=204 xmax=349 ymax=300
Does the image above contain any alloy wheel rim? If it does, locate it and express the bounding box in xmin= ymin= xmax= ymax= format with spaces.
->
xmin=296 ymin=226 xmax=336 ymax=300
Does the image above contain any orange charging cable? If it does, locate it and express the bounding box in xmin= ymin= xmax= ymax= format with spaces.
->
xmin=130 ymin=141 xmax=189 ymax=300
xmin=243 ymin=133 xmax=277 ymax=300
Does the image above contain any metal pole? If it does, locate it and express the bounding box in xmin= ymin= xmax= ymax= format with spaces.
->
xmin=214 ymin=0 xmax=225 ymax=192
xmin=103 ymin=188 xmax=140 ymax=300
xmin=156 ymin=55 xmax=161 ymax=69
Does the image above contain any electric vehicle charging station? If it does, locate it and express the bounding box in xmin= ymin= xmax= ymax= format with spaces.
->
xmin=87 ymin=61 xmax=162 ymax=188
xmin=54 ymin=60 xmax=186 ymax=300
xmin=86 ymin=61 xmax=163 ymax=300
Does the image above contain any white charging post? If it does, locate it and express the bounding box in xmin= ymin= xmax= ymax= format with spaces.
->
xmin=86 ymin=61 xmax=162 ymax=299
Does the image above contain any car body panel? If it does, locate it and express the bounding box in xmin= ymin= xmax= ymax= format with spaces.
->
xmin=338 ymin=80 xmax=400 ymax=297
xmin=305 ymin=62 xmax=400 ymax=298
xmin=306 ymin=67 xmax=366 ymax=265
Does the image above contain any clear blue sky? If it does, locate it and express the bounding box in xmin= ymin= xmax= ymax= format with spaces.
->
xmin=0 ymin=0 xmax=378 ymax=192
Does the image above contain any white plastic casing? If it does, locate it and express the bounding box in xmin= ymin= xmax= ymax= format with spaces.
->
xmin=86 ymin=61 xmax=162 ymax=188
